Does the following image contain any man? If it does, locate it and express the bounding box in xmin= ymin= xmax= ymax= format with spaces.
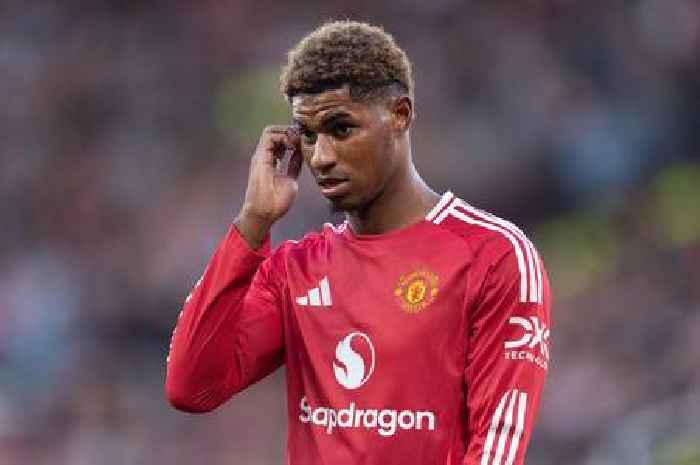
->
xmin=166 ymin=20 xmax=551 ymax=465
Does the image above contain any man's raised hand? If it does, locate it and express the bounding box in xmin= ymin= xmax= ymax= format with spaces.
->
xmin=235 ymin=126 xmax=302 ymax=249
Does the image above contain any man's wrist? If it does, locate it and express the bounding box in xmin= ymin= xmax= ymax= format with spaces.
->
xmin=233 ymin=210 xmax=273 ymax=250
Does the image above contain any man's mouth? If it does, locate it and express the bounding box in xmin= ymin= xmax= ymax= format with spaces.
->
xmin=317 ymin=177 xmax=351 ymax=198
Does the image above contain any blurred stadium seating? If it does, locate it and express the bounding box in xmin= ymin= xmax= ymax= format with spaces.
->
xmin=0 ymin=2 xmax=698 ymax=464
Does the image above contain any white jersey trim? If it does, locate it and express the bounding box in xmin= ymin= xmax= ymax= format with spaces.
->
xmin=456 ymin=200 xmax=542 ymax=303
xmin=425 ymin=191 xmax=454 ymax=222
xmin=432 ymin=197 xmax=543 ymax=303
xmin=481 ymin=390 xmax=528 ymax=465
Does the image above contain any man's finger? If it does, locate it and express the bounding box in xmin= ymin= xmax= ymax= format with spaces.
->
xmin=255 ymin=131 xmax=292 ymax=168
xmin=263 ymin=125 xmax=291 ymax=134
xmin=284 ymin=127 xmax=303 ymax=179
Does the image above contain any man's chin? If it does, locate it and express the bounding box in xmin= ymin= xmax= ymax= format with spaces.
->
xmin=327 ymin=198 xmax=349 ymax=215
xmin=324 ymin=190 xmax=380 ymax=216
xmin=325 ymin=196 xmax=359 ymax=215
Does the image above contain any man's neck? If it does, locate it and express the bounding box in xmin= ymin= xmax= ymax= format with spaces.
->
xmin=346 ymin=166 xmax=440 ymax=236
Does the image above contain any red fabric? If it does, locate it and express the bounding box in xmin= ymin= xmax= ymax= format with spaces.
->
xmin=166 ymin=194 xmax=551 ymax=465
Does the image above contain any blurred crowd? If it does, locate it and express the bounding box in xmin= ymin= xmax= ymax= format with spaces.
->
xmin=1 ymin=1 xmax=699 ymax=464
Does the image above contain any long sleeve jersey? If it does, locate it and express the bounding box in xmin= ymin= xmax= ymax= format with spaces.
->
xmin=166 ymin=191 xmax=552 ymax=465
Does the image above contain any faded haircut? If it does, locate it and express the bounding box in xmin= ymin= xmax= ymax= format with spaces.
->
xmin=280 ymin=20 xmax=414 ymax=102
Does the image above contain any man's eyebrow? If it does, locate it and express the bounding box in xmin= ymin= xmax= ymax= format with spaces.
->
xmin=319 ymin=111 xmax=352 ymax=126
xmin=293 ymin=111 xmax=352 ymax=131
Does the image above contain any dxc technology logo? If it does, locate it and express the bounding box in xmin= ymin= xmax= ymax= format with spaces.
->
xmin=333 ymin=332 xmax=375 ymax=390
xmin=503 ymin=316 xmax=550 ymax=370
xmin=504 ymin=316 xmax=550 ymax=357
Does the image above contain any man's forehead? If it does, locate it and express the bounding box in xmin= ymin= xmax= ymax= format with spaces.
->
xmin=291 ymin=87 xmax=360 ymax=122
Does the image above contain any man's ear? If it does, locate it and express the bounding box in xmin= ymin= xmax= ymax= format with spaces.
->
xmin=390 ymin=96 xmax=413 ymax=133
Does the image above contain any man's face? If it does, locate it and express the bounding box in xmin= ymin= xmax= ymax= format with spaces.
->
xmin=292 ymin=87 xmax=401 ymax=212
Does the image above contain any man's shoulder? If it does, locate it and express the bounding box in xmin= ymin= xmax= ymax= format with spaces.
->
xmin=429 ymin=192 xmax=537 ymax=260
xmin=431 ymin=192 xmax=545 ymax=303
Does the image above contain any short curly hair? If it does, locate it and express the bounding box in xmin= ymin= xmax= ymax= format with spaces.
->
xmin=280 ymin=20 xmax=414 ymax=102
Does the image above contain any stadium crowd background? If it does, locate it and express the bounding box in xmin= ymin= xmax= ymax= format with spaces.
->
xmin=1 ymin=1 xmax=699 ymax=464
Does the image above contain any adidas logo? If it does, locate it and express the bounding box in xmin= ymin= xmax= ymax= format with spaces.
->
xmin=296 ymin=276 xmax=332 ymax=308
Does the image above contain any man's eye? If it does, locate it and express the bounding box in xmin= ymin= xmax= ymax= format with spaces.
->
xmin=333 ymin=124 xmax=352 ymax=139
xmin=302 ymin=131 xmax=317 ymax=145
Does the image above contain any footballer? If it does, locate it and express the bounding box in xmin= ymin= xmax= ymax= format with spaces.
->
xmin=166 ymin=20 xmax=552 ymax=465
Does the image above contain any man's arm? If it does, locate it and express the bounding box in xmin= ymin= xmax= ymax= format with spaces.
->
xmin=463 ymin=246 xmax=551 ymax=465
xmin=165 ymin=126 xmax=302 ymax=413
xmin=165 ymin=224 xmax=282 ymax=412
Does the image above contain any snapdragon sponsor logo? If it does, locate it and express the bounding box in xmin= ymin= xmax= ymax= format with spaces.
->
xmin=299 ymin=396 xmax=436 ymax=437
xmin=333 ymin=332 xmax=375 ymax=390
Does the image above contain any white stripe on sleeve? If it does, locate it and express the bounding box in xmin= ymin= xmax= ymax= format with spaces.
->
xmin=442 ymin=207 xmax=529 ymax=303
xmin=456 ymin=200 xmax=542 ymax=303
xmin=480 ymin=390 xmax=529 ymax=465
xmin=492 ymin=389 xmax=518 ymax=465
xmin=481 ymin=391 xmax=511 ymax=465
xmin=504 ymin=392 xmax=528 ymax=465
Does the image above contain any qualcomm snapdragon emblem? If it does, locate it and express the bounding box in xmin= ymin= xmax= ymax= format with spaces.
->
xmin=298 ymin=330 xmax=437 ymax=436
xmin=333 ymin=332 xmax=375 ymax=390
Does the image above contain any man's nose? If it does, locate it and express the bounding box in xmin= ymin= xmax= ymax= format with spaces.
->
xmin=309 ymin=135 xmax=337 ymax=172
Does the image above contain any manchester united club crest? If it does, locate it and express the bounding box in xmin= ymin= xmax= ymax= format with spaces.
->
xmin=394 ymin=270 xmax=439 ymax=314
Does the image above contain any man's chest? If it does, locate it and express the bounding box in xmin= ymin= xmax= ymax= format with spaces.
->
xmin=283 ymin=244 xmax=470 ymax=368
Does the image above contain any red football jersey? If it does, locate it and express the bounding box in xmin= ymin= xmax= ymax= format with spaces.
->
xmin=166 ymin=191 xmax=552 ymax=465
